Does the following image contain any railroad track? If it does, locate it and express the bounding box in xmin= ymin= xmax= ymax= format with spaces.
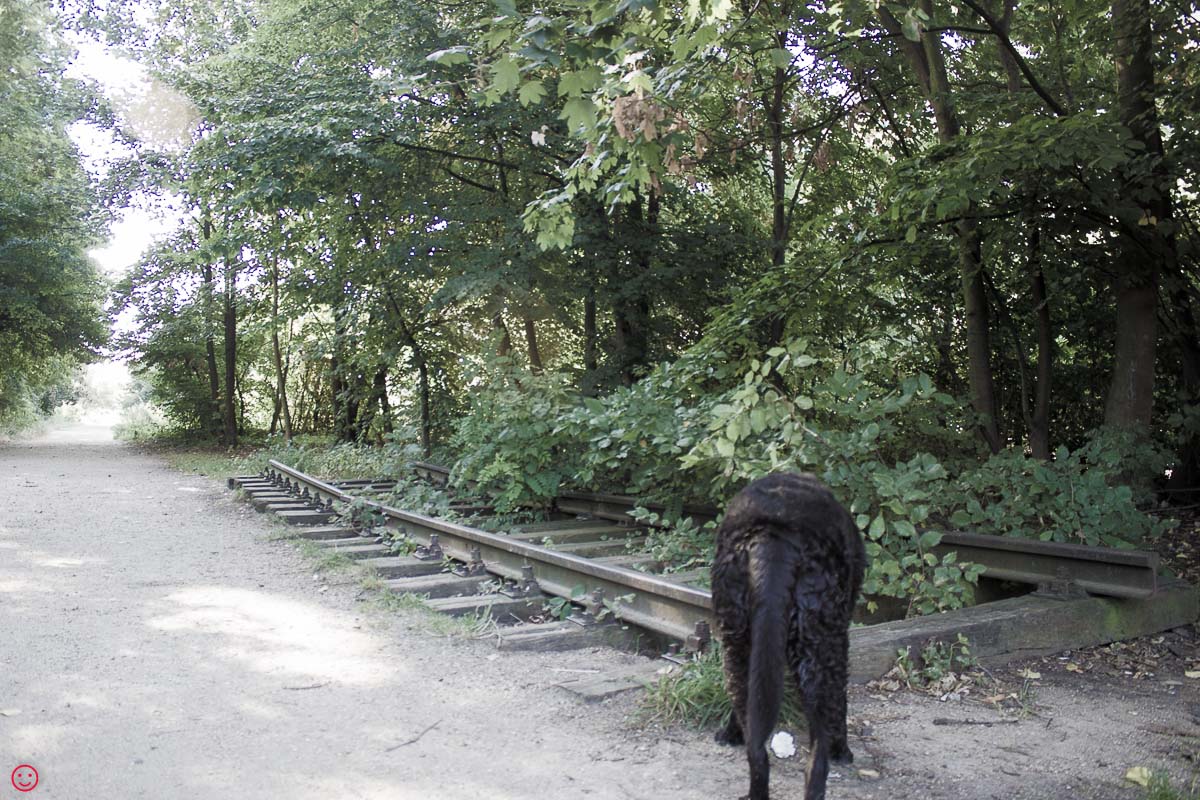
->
xmin=228 ymin=460 xmax=1194 ymax=681
xmin=231 ymin=461 xmax=714 ymax=656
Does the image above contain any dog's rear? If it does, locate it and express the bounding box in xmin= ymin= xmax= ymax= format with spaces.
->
xmin=712 ymin=473 xmax=867 ymax=800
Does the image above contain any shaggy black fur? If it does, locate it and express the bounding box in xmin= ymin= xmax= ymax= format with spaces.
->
xmin=711 ymin=472 xmax=867 ymax=800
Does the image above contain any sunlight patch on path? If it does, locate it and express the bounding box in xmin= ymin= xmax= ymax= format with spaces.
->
xmin=147 ymin=586 xmax=401 ymax=686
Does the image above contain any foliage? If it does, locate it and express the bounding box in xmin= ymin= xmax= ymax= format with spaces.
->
xmin=1143 ymin=772 xmax=1200 ymax=800
xmin=640 ymin=644 xmax=806 ymax=730
xmin=681 ymin=336 xmax=985 ymax=615
xmin=948 ymin=435 xmax=1174 ymax=548
xmin=892 ymin=634 xmax=978 ymax=691
xmin=43 ymin=0 xmax=1200 ymax=623
xmin=0 ymin=0 xmax=108 ymax=432
xmin=628 ymin=507 xmax=716 ymax=579
xmin=449 ymin=363 xmax=582 ymax=511
xmin=231 ymin=430 xmax=423 ymax=479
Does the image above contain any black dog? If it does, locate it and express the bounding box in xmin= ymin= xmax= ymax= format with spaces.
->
xmin=711 ymin=472 xmax=867 ymax=800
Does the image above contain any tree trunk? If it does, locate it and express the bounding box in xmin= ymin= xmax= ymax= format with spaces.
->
xmin=1028 ymin=227 xmax=1053 ymax=459
xmin=524 ymin=317 xmax=543 ymax=373
xmin=1104 ymin=0 xmax=1171 ymax=432
xmin=418 ymin=360 xmax=431 ymax=457
xmin=375 ymin=367 xmax=393 ymax=436
xmin=270 ymin=256 xmax=292 ymax=442
xmin=613 ymin=195 xmax=655 ymax=385
xmin=881 ymin=1 xmax=1002 ymax=452
xmin=200 ymin=219 xmax=221 ymax=439
xmin=494 ymin=312 xmax=512 ymax=358
xmin=221 ymin=258 xmax=238 ymax=448
xmin=765 ymin=22 xmax=789 ymax=345
xmin=584 ymin=287 xmax=597 ymax=376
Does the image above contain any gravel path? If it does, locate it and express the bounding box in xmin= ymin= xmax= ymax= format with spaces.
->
xmin=2 ymin=422 xmax=1196 ymax=800
xmin=0 ymin=423 xmax=771 ymax=799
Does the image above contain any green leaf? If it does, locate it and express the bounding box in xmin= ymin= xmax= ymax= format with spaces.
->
xmin=918 ymin=530 xmax=942 ymax=549
xmin=492 ymin=56 xmax=521 ymax=95
xmin=428 ymin=47 xmax=471 ymax=65
xmin=518 ymin=80 xmax=547 ymax=106
xmin=561 ymin=97 xmax=598 ymax=132
xmin=558 ymin=67 xmax=602 ymax=97
xmin=869 ymin=513 xmax=886 ymax=537
xmin=768 ymin=48 xmax=792 ymax=69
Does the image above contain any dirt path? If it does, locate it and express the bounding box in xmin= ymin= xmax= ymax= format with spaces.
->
xmin=2 ymin=422 xmax=1197 ymax=799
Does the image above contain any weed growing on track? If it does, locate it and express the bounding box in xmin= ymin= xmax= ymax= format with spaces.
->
xmin=1145 ymin=772 xmax=1200 ymax=800
xmin=294 ymin=539 xmax=354 ymax=573
xmin=358 ymin=577 xmax=499 ymax=639
xmin=639 ymin=645 xmax=807 ymax=731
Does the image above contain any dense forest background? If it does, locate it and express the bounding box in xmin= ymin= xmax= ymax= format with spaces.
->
xmin=6 ymin=0 xmax=1199 ymax=611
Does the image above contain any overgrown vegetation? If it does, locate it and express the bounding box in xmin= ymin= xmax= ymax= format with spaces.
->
xmin=641 ymin=644 xmax=807 ymax=729
xmin=0 ymin=1 xmax=108 ymax=434
xmin=9 ymin=0 xmax=1195 ymax=616
xmin=1143 ymin=772 xmax=1200 ymax=800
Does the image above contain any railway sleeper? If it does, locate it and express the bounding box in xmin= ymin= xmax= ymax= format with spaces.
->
xmin=425 ymin=592 xmax=545 ymax=621
xmin=320 ymin=543 xmax=389 ymax=560
xmin=551 ymin=538 xmax=647 ymax=558
xmin=510 ymin=524 xmax=636 ymax=545
xmin=359 ymin=556 xmax=447 ymax=579
xmin=276 ymin=508 xmax=339 ymax=525
xmin=507 ymin=518 xmax=601 ymax=534
xmin=249 ymin=494 xmax=298 ymax=510
xmin=381 ymin=572 xmax=495 ymax=599
xmin=292 ymin=525 xmax=358 ymax=541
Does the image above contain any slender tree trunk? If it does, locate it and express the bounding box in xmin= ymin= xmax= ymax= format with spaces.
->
xmin=1104 ymin=0 xmax=1171 ymax=432
xmin=882 ymin=1 xmax=1001 ymax=452
xmin=418 ymin=360 xmax=431 ymax=457
xmin=765 ymin=9 xmax=791 ymax=346
xmin=584 ymin=289 xmax=597 ymax=370
xmin=270 ymin=256 xmax=292 ymax=442
xmin=524 ymin=317 xmax=543 ymax=373
xmin=494 ymin=312 xmax=512 ymax=358
xmin=613 ymin=195 xmax=655 ymax=385
xmin=222 ymin=258 xmax=238 ymax=448
xmin=200 ymin=219 xmax=221 ymax=439
xmin=1028 ymin=227 xmax=1053 ymax=459
xmin=375 ymin=367 xmax=393 ymax=436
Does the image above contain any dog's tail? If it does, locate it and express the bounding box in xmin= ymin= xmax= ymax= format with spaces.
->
xmin=745 ymin=533 xmax=794 ymax=798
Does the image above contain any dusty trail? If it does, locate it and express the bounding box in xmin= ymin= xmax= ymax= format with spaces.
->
xmin=1 ymin=420 xmax=1195 ymax=800
xmin=0 ymin=423 xmax=758 ymax=799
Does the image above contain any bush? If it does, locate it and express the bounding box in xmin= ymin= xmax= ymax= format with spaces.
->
xmin=949 ymin=436 xmax=1172 ymax=548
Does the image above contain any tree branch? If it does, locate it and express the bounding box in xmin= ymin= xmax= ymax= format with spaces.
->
xmin=957 ymin=0 xmax=1068 ymax=116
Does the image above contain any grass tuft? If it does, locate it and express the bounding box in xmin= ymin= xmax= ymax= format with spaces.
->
xmin=640 ymin=644 xmax=810 ymax=731
xmin=1146 ymin=772 xmax=1200 ymax=800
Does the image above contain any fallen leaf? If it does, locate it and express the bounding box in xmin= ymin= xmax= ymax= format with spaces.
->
xmin=981 ymin=694 xmax=1006 ymax=704
xmin=1066 ymin=663 xmax=1081 ymax=672
xmin=1125 ymin=766 xmax=1153 ymax=787
xmin=858 ymin=768 xmax=880 ymax=779
xmin=1185 ymin=671 xmax=1200 ymax=679
xmin=1018 ymin=669 xmax=1042 ymax=680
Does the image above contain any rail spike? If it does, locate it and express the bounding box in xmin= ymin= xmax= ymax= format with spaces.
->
xmin=413 ymin=533 xmax=444 ymax=562
xmin=452 ymin=546 xmax=488 ymax=578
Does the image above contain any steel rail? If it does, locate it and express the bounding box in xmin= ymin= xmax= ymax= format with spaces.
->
xmin=266 ymin=460 xmax=714 ymax=646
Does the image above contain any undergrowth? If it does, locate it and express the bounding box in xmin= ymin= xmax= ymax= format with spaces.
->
xmin=640 ymin=645 xmax=806 ymax=730
xmin=1145 ymin=772 xmax=1200 ymax=800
